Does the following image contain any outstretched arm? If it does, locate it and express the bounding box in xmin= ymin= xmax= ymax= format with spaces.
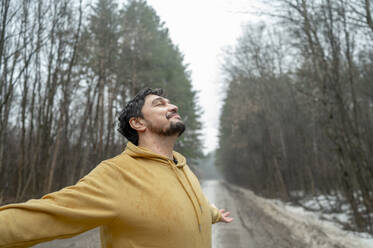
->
xmin=0 ymin=162 xmax=120 ymax=248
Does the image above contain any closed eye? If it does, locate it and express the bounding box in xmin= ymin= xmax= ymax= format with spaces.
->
xmin=152 ymin=97 xmax=170 ymax=107
xmin=154 ymin=101 xmax=165 ymax=106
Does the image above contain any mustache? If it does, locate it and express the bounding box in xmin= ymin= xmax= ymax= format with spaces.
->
xmin=166 ymin=110 xmax=177 ymax=119
xmin=166 ymin=110 xmax=179 ymax=120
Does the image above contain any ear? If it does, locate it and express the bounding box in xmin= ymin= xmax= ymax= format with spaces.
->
xmin=129 ymin=117 xmax=146 ymax=132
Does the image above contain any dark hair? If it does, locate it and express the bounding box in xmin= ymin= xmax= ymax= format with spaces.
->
xmin=118 ymin=88 xmax=164 ymax=145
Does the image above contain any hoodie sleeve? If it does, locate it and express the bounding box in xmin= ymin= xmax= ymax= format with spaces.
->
xmin=209 ymin=204 xmax=222 ymax=224
xmin=0 ymin=162 xmax=120 ymax=248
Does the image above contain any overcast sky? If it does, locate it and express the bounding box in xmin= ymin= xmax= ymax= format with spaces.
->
xmin=145 ymin=0 xmax=265 ymax=153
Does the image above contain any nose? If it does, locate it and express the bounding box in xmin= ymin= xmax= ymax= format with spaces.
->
xmin=169 ymin=103 xmax=178 ymax=113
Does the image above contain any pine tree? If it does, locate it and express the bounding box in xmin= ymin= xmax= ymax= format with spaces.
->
xmin=118 ymin=0 xmax=203 ymax=162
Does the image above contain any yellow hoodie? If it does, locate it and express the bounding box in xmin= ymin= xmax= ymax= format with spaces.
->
xmin=0 ymin=142 xmax=221 ymax=248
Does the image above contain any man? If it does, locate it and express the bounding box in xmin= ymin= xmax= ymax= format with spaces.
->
xmin=0 ymin=88 xmax=232 ymax=248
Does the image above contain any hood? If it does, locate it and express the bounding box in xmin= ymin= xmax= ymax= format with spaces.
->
xmin=124 ymin=141 xmax=186 ymax=168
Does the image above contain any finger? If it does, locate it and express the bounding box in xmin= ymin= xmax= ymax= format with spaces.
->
xmin=226 ymin=218 xmax=233 ymax=223
xmin=224 ymin=217 xmax=233 ymax=223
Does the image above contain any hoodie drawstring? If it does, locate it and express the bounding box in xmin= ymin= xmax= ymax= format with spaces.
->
xmin=168 ymin=160 xmax=202 ymax=232
xmin=182 ymin=169 xmax=203 ymax=214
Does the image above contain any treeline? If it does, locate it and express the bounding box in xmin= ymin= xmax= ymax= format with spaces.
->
xmin=0 ymin=0 xmax=202 ymax=204
xmin=217 ymin=0 xmax=373 ymax=233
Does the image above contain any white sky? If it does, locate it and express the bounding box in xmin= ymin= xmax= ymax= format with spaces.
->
xmin=145 ymin=0 xmax=265 ymax=153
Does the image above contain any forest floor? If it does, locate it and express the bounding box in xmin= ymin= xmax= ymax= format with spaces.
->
xmin=34 ymin=180 xmax=373 ymax=248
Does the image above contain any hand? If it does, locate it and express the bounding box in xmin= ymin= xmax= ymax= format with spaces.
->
xmin=212 ymin=204 xmax=233 ymax=223
xmin=219 ymin=208 xmax=233 ymax=223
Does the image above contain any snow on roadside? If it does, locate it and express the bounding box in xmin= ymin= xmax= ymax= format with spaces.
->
xmin=296 ymin=193 xmax=373 ymax=229
xmin=232 ymin=184 xmax=373 ymax=248
xmin=279 ymin=201 xmax=373 ymax=248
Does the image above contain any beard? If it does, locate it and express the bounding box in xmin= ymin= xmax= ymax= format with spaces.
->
xmin=146 ymin=119 xmax=186 ymax=137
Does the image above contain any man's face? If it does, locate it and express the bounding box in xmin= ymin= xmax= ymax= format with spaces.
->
xmin=140 ymin=94 xmax=185 ymax=136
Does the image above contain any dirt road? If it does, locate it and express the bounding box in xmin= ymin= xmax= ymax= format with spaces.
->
xmin=204 ymin=180 xmax=305 ymax=248
xmin=34 ymin=180 xmax=371 ymax=248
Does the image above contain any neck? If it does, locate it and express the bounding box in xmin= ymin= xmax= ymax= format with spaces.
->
xmin=138 ymin=134 xmax=177 ymax=160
